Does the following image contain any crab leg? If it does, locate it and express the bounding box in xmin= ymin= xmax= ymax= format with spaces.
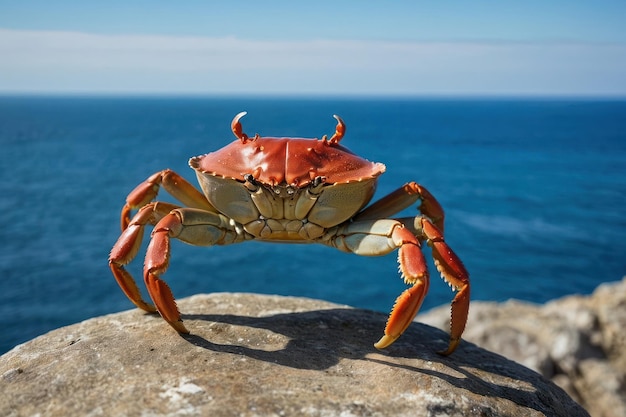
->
xmin=143 ymin=212 xmax=188 ymax=333
xmin=417 ymin=217 xmax=470 ymax=355
xmin=354 ymin=182 xmax=445 ymax=232
xmin=376 ymin=218 xmax=469 ymax=355
xmin=330 ymin=216 xmax=469 ymax=355
xmin=373 ymin=225 xmax=431 ymax=350
xmin=329 ymin=220 xmax=431 ymax=348
xmin=109 ymin=202 xmax=180 ymax=312
xmin=120 ymin=169 xmax=217 ymax=230
xmin=143 ymin=208 xmax=249 ymax=333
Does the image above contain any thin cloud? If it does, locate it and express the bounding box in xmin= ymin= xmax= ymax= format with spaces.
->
xmin=1 ymin=28 xmax=625 ymax=95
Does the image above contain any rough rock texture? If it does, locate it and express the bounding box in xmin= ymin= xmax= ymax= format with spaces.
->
xmin=1 ymin=293 xmax=587 ymax=417
xmin=422 ymin=277 xmax=626 ymax=417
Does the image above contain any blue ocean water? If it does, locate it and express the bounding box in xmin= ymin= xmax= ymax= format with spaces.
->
xmin=1 ymin=96 xmax=625 ymax=354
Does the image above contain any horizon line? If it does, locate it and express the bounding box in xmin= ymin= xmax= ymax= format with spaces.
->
xmin=1 ymin=91 xmax=626 ymax=101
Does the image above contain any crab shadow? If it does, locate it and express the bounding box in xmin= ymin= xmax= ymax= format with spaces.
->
xmin=179 ymin=308 xmax=566 ymax=414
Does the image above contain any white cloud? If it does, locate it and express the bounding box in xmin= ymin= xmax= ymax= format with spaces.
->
xmin=1 ymin=28 xmax=625 ymax=95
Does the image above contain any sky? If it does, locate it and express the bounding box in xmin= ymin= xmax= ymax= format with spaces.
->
xmin=1 ymin=1 xmax=626 ymax=96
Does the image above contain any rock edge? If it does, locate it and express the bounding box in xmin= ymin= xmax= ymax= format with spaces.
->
xmin=1 ymin=292 xmax=588 ymax=417
xmin=421 ymin=277 xmax=626 ymax=417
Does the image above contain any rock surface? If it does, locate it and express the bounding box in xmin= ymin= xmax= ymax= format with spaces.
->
xmin=1 ymin=293 xmax=587 ymax=417
xmin=421 ymin=277 xmax=626 ymax=417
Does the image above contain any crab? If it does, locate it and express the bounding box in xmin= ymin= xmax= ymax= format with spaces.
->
xmin=109 ymin=112 xmax=470 ymax=355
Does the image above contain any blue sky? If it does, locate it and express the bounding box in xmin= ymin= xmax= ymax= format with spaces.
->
xmin=1 ymin=1 xmax=625 ymax=96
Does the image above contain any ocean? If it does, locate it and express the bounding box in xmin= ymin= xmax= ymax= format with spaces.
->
xmin=1 ymin=96 xmax=625 ymax=354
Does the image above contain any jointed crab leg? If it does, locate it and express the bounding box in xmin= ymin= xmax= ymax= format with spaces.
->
xmin=112 ymin=205 xmax=248 ymax=332
xmin=329 ymin=220 xmax=432 ymax=347
xmin=109 ymin=202 xmax=180 ymax=312
xmin=331 ymin=215 xmax=469 ymax=355
xmin=143 ymin=208 xmax=249 ymax=333
xmin=349 ymin=181 xmax=468 ymax=354
xmin=418 ymin=217 xmax=469 ymax=355
xmin=142 ymin=212 xmax=188 ymax=333
xmin=112 ymin=169 xmax=221 ymax=312
xmin=354 ymin=182 xmax=445 ymax=232
xmin=120 ymin=169 xmax=217 ymax=230
xmin=372 ymin=225 xmax=431 ymax=350
xmin=383 ymin=217 xmax=470 ymax=355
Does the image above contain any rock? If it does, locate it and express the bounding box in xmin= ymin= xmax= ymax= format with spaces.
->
xmin=421 ymin=277 xmax=626 ymax=417
xmin=0 ymin=293 xmax=587 ymax=417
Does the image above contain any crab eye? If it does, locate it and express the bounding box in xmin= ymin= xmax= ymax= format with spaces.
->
xmin=244 ymin=173 xmax=258 ymax=185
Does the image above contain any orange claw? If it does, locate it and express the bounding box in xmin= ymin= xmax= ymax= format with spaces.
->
xmin=327 ymin=114 xmax=346 ymax=145
xmin=231 ymin=111 xmax=250 ymax=143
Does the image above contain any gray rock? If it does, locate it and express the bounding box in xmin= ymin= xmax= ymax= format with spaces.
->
xmin=1 ymin=293 xmax=587 ymax=417
xmin=421 ymin=277 xmax=626 ymax=417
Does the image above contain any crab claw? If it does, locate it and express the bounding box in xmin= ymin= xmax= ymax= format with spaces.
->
xmin=327 ymin=114 xmax=346 ymax=145
xmin=231 ymin=111 xmax=250 ymax=143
